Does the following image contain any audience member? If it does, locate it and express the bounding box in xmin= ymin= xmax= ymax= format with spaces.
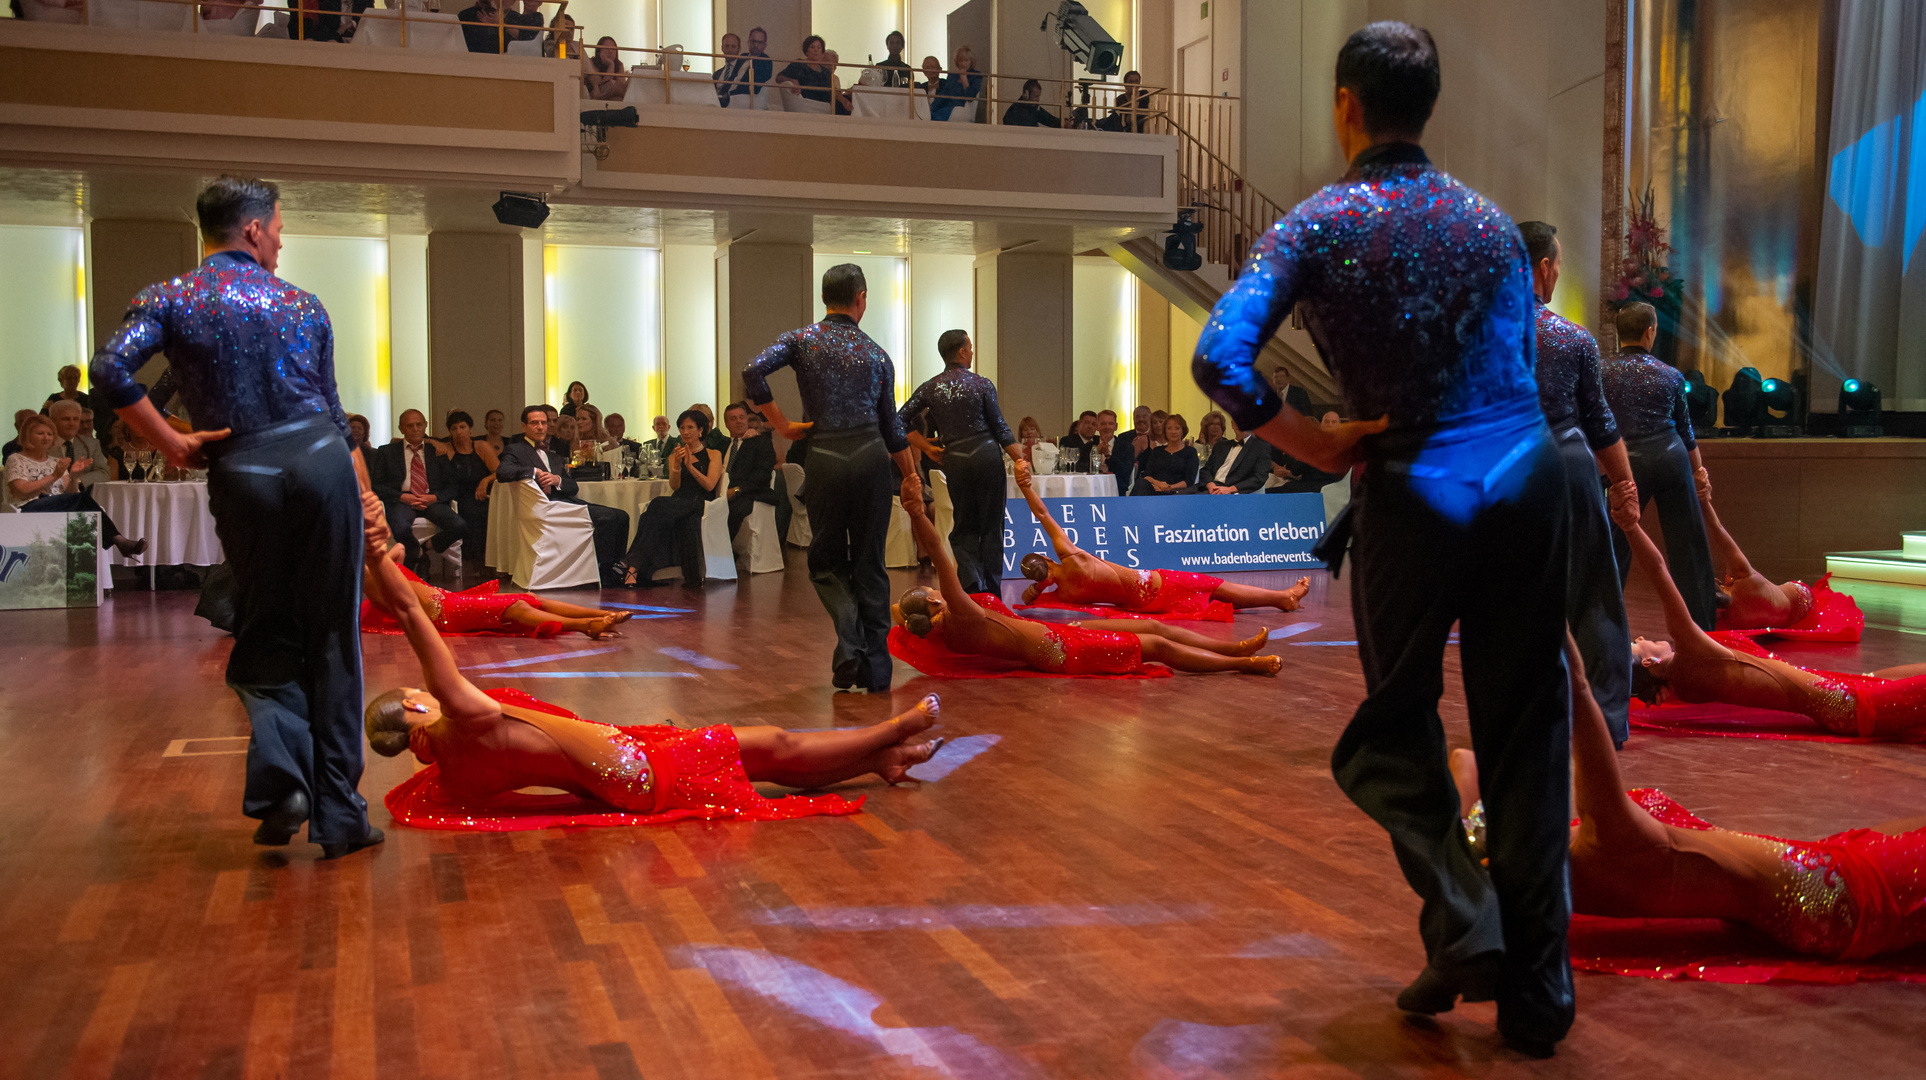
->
xmin=289 ymin=0 xmax=350 ymax=43
xmin=105 ymin=418 xmax=150 ymax=479
xmin=1015 ymin=416 xmax=1059 ymax=473
xmin=584 ymin=36 xmax=628 ymax=100
xmin=496 ymin=406 xmax=629 ymax=585
xmin=2 ymin=408 xmax=35 ymax=460
xmin=481 ymin=408 xmax=507 ymax=453
xmin=1003 ymin=79 xmax=1063 ymax=127
xmin=692 ymin=403 xmax=729 ymax=451
xmin=1058 ymin=410 xmax=1099 ymax=471
xmin=369 ymin=409 xmax=467 ymax=576
xmin=1269 ymin=412 xmax=1345 ymax=494
xmin=720 ymin=401 xmax=778 ymax=540
xmin=46 ymin=400 xmax=108 ymax=491
xmin=346 ymin=412 xmax=374 ymax=455
xmin=3 ymin=414 xmax=146 ymax=556
xmin=545 ymin=11 xmax=577 ymax=58
xmin=1096 ymin=409 xmax=1123 ymax=476
xmin=1267 ymin=368 xmax=1316 ymax=416
xmin=714 ymin=32 xmax=756 ymax=106
xmin=554 ymin=413 xmax=581 ymax=458
xmin=1195 ymin=410 xmax=1228 ymax=455
xmin=438 ymin=410 xmax=497 ymax=572
xmin=930 ymin=45 xmax=983 ymax=121
xmin=559 ymin=380 xmax=591 ymax=417
xmin=15 ymin=0 xmax=87 ymax=23
xmin=457 ymin=0 xmax=526 ymax=53
xmin=601 ymin=413 xmax=641 ymax=459
xmin=644 ymin=414 xmax=674 ymax=460
xmin=778 ymin=35 xmax=837 ymax=108
xmin=918 ymin=55 xmax=944 ymax=102
xmin=1131 ymin=414 xmax=1197 ymax=495
xmin=617 ymin=410 xmax=718 ymax=588
xmin=1204 ymin=423 xmax=1272 ymax=494
xmin=44 ymin=364 xmax=92 ymax=416
xmin=875 ymin=30 xmax=913 ymax=88
xmin=746 ymin=27 xmax=775 ymax=91
xmin=823 ymin=49 xmax=854 ymax=114
xmin=1095 ymin=70 xmax=1153 ymax=132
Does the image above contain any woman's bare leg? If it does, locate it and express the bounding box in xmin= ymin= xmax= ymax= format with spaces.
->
xmin=1872 ymin=663 xmax=1926 ymax=680
xmin=1211 ymin=576 xmax=1312 ymax=611
xmin=1448 ymin=748 xmax=1481 ymax=818
xmin=1872 ymin=814 xmax=1926 ymax=836
xmin=735 ymin=695 xmax=942 ymax=788
xmin=1137 ymin=636 xmax=1281 ymax=675
xmin=1079 ymin=619 xmax=1269 ymax=656
xmin=535 ymin=597 xmax=633 ymax=622
xmin=501 ymin=601 xmax=619 ymax=639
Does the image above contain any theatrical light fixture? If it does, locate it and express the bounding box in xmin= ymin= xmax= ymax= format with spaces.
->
xmin=1163 ymin=207 xmax=1203 ymax=272
xmin=1721 ymin=366 xmax=1764 ymax=435
xmin=1839 ymin=377 xmax=1884 ymax=438
xmin=1679 ymin=369 xmax=1718 ymax=432
xmin=492 ymin=191 xmax=550 ymax=229
xmin=1042 ymin=1 xmax=1124 ymax=77
xmin=1758 ymin=377 xmax=1802 ymax=436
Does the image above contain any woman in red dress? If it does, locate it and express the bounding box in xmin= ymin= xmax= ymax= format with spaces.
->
xmin=1625 ymin=520 xmax=1926 ymax=739
xmin=893 ymin=487 xmax=1281 ymax=677
xmin=1694 ymin=468 xmax=1861 ymax=639
xmin=359 ymin=550 xmax=632 ymax=639
xmin=1441 ymin=631 xmax=1926 ymax=966
xmin=361 ymin=526 xmax=943 ymax=827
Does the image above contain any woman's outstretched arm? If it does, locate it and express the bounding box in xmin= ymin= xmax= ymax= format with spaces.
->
xmin=1014 ymin=459 xmax=1081 ymax=559
xmin=362 ymin=507 xmax=498 ymax=724
xmin=1623 ymin=520 xmax=1723 ymax=656
xmin=902 ymin=487 xmax=983 ymax=616
xmin=1694 ymin=480 xmax=1755 ymax=584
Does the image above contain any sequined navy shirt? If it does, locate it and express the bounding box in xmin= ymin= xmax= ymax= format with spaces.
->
xmin=90 ymin=251 xmax=349 ymax=440
xmin=1192 ymin=143 xmax=1541 ymax=435
xmin=742 ymin=314 xmax=909 ymax=453
xmin=898 ymin=365 xmax=1015 ymax=447
xmin=1534 ymin=301 xmax=1619 ymax=450
xmin=1603 ymin=349 xmax=1695 ymax=450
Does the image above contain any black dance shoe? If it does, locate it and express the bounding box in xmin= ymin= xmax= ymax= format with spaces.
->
xmin=252 ymin=790 xmax=310 ymax=846
xmin=1395 ymin=953 xmax=1501 ymax=1015
xmin=832 ymin=657 xmax=861 ymax=690
xmin=320 ymin=828 xmax=385 ymax=861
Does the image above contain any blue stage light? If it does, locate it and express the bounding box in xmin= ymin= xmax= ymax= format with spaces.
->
xmin=1845 ymin=378 xmax=1862 ymax=393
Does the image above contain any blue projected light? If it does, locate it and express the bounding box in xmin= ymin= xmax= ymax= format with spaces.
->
xmin=1829 ymin=93 xmax=1926 ymax=270
xmin=1845 ymin=378 xmax=1862 ymax=393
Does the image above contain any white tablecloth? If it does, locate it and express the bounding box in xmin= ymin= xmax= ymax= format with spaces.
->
xmin=1005 ymin=474 xmax=1117 ymax=499
xmin=91 ymin=481 xmax=223 ymax=566
xmin=484 ymin=478 xmax=670 ymax=566
xmin=850 ymin=85 xmax=916 ymax=119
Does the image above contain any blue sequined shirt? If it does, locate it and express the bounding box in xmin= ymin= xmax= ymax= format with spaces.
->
xmin=742 ymin=314 xmax=909 ymax=453
xmin=90 ymin=251 xmax=349 ymax=440
xmin=1192 ymin=143 xmax=1541 ymax=435
xmin=897 ymin=365 xmax=1016 ymax=447
xmin=1603 ymin=349 xmax=1695 ymax=450
xmin=1534 ymin=301 xmax=1619 ymax=450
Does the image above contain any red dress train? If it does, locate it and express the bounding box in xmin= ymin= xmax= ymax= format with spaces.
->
xmin=1714 ymin=573 xmax=1864 ymax=642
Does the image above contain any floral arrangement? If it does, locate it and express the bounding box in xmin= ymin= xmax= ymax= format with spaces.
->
xmin=1611 ymin=185 xmax=1683 ymax=310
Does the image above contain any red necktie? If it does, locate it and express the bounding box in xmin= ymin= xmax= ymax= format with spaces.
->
xmin=409 ymin=447 xmax=427 ymax=496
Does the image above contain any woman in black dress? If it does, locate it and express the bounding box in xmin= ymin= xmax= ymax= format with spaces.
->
xmin=438 ymin=410 xmax=499 ymax=571
xmin=1130 ymin=414 xmax=1199 ymax=495
xmin=619 ymin=410 xmax=723 ymax=587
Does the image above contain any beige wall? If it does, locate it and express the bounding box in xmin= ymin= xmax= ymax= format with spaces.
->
xmin=975 ymin=251 xmax=1073 ymax=435
xmin=427 ymin=233 xmax=526 ymax=430
xmin=87 ymin=219 xmax=200 ymax=392
xmin=717 ymin=0 xmax=811 ymax=59
xmin=716 ymin=242 xmax=813 ymax=422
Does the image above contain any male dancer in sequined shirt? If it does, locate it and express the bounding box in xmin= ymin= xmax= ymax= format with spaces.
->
xmin=743 ymin=264 xmax=920 ymax=694
xmin=897 ymin=329 xmax=1023 ymax=593
xmin=1192 ymin=23 xmax=1575 ymax=1054
xmin=92 ymin=177 xmax=386 ymax=861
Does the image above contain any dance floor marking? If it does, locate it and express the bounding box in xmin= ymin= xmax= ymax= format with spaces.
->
xmin=160 ymin=737 xmax=250 ymax=758
xmin=1267 ymin=622 xmax=1321 ymax=639
xmin=656 ymin=646 xmax=739 ymax=670
xmin=748 ymin=901 xmax=1212 ymax=931
xmin=598 ymin=602 xmax=695 ymax=613
xmin=905 ymin=733 xmax=1000 ymax=782
xmin=462 ymin=646 xmax=623 ymax=671
xmin=471 ymin=671 xmax=699 ymax=679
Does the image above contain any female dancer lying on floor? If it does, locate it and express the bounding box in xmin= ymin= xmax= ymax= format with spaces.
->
xmin=359 ymin=551 xmax=631 ymax=639
xmin=1695 ymin=468 xmax=1859 ymax=638
xmin=1012 ymin=461 xmax=1310 ymax=614
xmin=1624 ymin=518 xmax=1926 ymax=739
xmin=1443 ymin=632 xmax=1926 ymax=966
xmin=360 ymin=526 xmax=944 ymax=824
xmin=894 ymin=488 xmax=1281 ymax=676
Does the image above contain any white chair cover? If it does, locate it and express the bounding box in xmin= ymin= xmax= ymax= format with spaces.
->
xmin=781 ymin=462 xmax=811 ymax=547
xmin=1028 ymin=442 xmax=1060 ymax=475
xmin=944 ymin=97 xmax=980 ymax=123
xmin=410 ymin=516 xmax=462 ymax=585
xmin=885 ymin=497 xmax=918 ymax=568
xmin=780 ymin=89 xmax=836 ymax=114
xmin=505 ymin=37 xmax=543 ymax=55
xmin=90 ymin=0 xmax=194 ymax=30
xmin=928 ymin=471 xmax=956 ymax=564
xmin=199 ymin=7 xmax=263 ymax=35
xmin=352 ymin=9 xmax=465 ymax=50
xmin=1320 ymin=469 xmax=1353 ymax=524
xmin=732 ymin=493 xmax=784 ymax=575
xmin=510 ymin=480 xmax=599 ymax=590
xmin=700 ymin=496 xmax=737 ymax=581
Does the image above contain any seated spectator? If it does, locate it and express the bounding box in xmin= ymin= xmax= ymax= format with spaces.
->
xmin=1015 ymin=416 xmax=1058 ymax=474
xmin=745 ymin=26 xmax=775 ymax=94
xmin=600 ymin=412 xmax=641 ymax=456
xmin=46 ymin=400 xmax=108 ymax=492
xmin=4 ymin=414 xmax=146 ymax=557
xmin=720 ymin=401 xmax=778 ymax=541
xmin=583 ymin=36 xmax=628 ymax=100
xmin=931 ymin=45 xmax=983 ymax=121
xmin=714 ymin=32 xmax=756 ymax=107
xmin=643 ymin=414 xmax=674 ymax=460
xmin=823 ymin=50 xmax=853 ymax=114
xmin=1058 ymin=410 xmax=1100 ymax=471
xmin=1096 ymin=409 xmax=1125 ymax=477
xmin=1204 ymin=423 xmax=1272 ymax=494
xmin=481 ymin=408 xmax=507 ymax=453
xmin=439 ymin=410 xmax=498 ymax=572
xmin=369 ymin=409 xmax=467 ymax=577
xmin=16 ymin=0 xmax=86 ymax=24
xmin=545 ymin=11 xmax=577 ymax=59
xmin=1003 ymin=79 xmax=1063 ymax=127
xmin=1131 ymin=414 xmax=1198 ymax=495
xmin=554 ymin=413 xmax=581 ymax=459
xmin=1269 ymin=411 xmax=1345 ymax=494
xmin=576 ymin=404 xmax=604 ymax=448
xmin=289 ymin=0 xmax=351 ymax=44
xmin=2 ymin=409 xmax=36 ymax=461
xmin=104 ymin=418 xmax=150 ymax=479
xmin=200 ymin=0 xmax=263 ymax=27
xmin=1150 ymin=409 xmax=1169 ymax=441
xmin=690 ymin=403 xmax=729 ymax=451
xmin=497 ymin=407 xmax=629 ymax=586
xmin=618 ymin=410 xmax=721 ymax=588
xmin=560 ymin=380 xmax=591 ymax=417
xmin=876 ymin=31 xmax=913 ymax=88
xmin=777 ymin=35 xmax=837 ymax=108
xmin=346 ymin=413 xmax=375 ymax=456
xmin=457 ymin=0 xmax=533 ymax=53
xmin=44 ymin=364 xmax=92 ymax=418
xmin=918 ymin=55 xmax=944 ymax=101
xmin=1195 ymin=410 xmax=1228 ymax=456
xmin=1095 ymin=70 xmax=1153 ymax=133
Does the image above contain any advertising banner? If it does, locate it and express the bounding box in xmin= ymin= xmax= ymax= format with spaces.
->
xmin=1001 ymin=492 xmax=1327 ymax=577
xmin=0 ymin=511 xmax=102 ymax=609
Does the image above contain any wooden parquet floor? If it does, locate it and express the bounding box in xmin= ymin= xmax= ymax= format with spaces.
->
xmin=4 ymin=553 xmax=1925 ymax=1079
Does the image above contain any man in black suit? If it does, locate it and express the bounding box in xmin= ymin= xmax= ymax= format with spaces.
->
xmin=1057 ymin=410 xmax=1100 ymax=472
xmin=1202 ymin=425 xmax=1274 ymax=494
xmin=495 ymin=406 xmax=629 ymax=586
xmin=719 ymin=401 xmax=779 ymax=540
xmin=369 ymin=409 xmax=467 ymax=574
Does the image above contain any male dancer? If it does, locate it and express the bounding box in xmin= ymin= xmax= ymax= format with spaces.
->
xmin=91 ymin=176 xmax=385 ymax=859
xmin=744 ymin=264 xmax=919 ymax=693
xmin=898 ymin=329 xmax=1022 ymax=594
xmin=1519 ymin=221 xmax=1642 ymax=747
xmin=1604 ymin=301 xmax=1718 ymax=631
xmin=1191 ymin=24 xmax=1574 ymax=1054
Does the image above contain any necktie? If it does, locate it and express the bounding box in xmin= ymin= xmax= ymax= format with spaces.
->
xmin=409 ymin=446 xmax=427 ymax=497
xmin=63 ymin=440 xmax=75 ymax=461
xmin=727 ymin=439 xmax=739 ymax=474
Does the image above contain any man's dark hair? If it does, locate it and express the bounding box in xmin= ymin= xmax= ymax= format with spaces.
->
xmin=1615 ymin=302 xmax=1658 ymax=343
xmin=1334 ymin=21 xmax=1440 ymax=139
xmin=1630 ymin=658 xmax=1667 ymax=706
xmin=520 ymin=405 xmax=547 ymax=423
xmin=676 ymin=408 xmax=710 ymax=434
xmin=196 ymin=176 xmax=280 ymax=245
xmin=1079 ymin=410 xmax=1098 ymax=421
xmin=1518 ymin=221 xmax=1559 ymax=268
xmin=724 ymin=400 xmax=749 ymax=418
xmin=937 ymin=328 xmax=971 ymax=364
xmin=446 ymin=410 xmax=474 ymax=430
xmin=886 ymin=30 xmax=904 ymax=45
xmin=1022 ymin=78 xmax=1042 ymax=95
xmin=822 ymin=263 xmax=867 ymax=308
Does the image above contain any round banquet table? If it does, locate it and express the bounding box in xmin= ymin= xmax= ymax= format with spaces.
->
xmin=483 ymin=478 xmax=670 ymax=568
xmin=91 ymin=480 xmax=224 ymax=569
xmin=1004 ymin=473 xmax=1118 ymax=499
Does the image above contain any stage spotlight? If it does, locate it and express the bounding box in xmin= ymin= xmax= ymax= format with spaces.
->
xmin=1042 ymin=1 xmax=1123 ymax=76
xmin=492 ymin=191 xmax=550 ymax=229
xmin=1163 ymin=207 xmax=1203 ymax=272
xmin=1721 ymin=367 xmax=1763 ymax=435
xmin=1839 ymin=377 xmax=1884 ymax=438
xmin=1758 ymin=377 xmax=1802 ymax=437
xmin=1679 ymin=369 xmax=1718 ymax=433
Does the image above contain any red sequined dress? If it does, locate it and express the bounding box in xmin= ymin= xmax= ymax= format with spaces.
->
xmin=1025 ymin=567 xmax=1232 ymax=621
xmin=889 ymin=593 xmax=1170 ymax=679
xmin=384 ymin=688 xmax=864 ymax=831
xmin=361 ymin=566 xmax=559 ymax=637
xmin=1715 ymin=573 xmax=1864 ymax=642
xmin=1635 ymin=633 xmax=1926 ymax=741
xmin=1626 ymin=789 xmax=1926 ymax=959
